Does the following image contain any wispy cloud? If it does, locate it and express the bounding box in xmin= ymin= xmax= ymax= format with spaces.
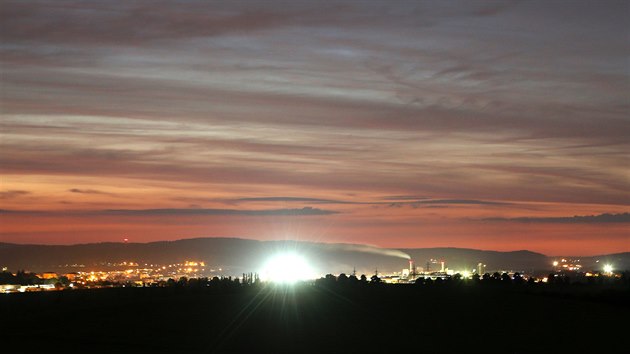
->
xmin=0 ymin=207 xmax=339 ymax=217
xmin=232 ymin=196 xmax=507 ymax=208
xmin=231 ymin=197 xmax=363 ymax=204
xmin=231 ymin=197 xmax=353 ymax=204
xmin=69 ymin=188 xmax=115 ymax=196
xmin=483 ymin=213 xmax=630 ymax=223
xmin=381 ymin=196 xmax=431 ymax=201
xmin=104 ymin=207 xmax=338 ymax=216
xmin=422 ymin=199 xmax=507 ymax=205
xmin=0 ymin=190 xmax=30 ymax=199
xmin=388 ymin=199 xmax=509 ymax=208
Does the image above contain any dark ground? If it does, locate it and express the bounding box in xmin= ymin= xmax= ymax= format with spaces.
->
xmin=1 ymin=283 xmax=628 ymax=353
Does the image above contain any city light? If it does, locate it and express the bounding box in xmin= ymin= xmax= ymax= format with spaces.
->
xmin=603 ymin=264 xmax=613 ymax=274
xmin=553 ymin=261 xmax=559 ymax=267
xmin=260 ymin=253 xmax=316 ymax=284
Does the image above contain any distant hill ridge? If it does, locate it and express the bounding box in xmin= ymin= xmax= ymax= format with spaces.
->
xmin=0 ymin=237 xmax=628 ymax=275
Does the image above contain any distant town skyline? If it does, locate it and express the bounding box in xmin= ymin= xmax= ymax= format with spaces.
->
xmin=1 ymin=0 xmax=628 ymax=255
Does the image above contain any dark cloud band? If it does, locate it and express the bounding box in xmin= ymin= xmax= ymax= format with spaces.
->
xmin=482 ymin=213 xmax=630 ymax=224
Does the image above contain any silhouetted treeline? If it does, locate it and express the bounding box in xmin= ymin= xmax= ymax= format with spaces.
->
xmin=159 ymin=275 xmax=260 ymax=289
xmin=314 ymin=271 xmax=630 ymax=287
xmin=2 ymin=275 xmax=628 ymax=354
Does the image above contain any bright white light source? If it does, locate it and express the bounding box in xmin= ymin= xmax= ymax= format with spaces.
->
xmin=603 ymin=264 xmax=613 ymax=274
xmin=261 ymin=253 xmax=315 ymax=284
xmin=462 ymin=271 xmax=471 ymax=279
xmin=552 ymin=261 xmax=559 ymax=267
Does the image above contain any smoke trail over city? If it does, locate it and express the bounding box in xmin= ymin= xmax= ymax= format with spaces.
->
xmin=321 ymin=243 xmax=411 ymax=260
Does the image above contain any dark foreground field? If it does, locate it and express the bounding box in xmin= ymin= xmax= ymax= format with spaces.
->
xmin=1 ymin=284 xmax=628 ymax=353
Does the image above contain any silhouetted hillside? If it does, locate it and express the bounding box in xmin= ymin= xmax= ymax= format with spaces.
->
xmin=0 ymin=238 xmax=627 ymax=275
xmin=402 ymin=248 xmax=548 ymax=272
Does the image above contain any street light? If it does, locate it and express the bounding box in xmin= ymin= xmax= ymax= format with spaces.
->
xmin=603 ymin=264 xmax=613 ymax=275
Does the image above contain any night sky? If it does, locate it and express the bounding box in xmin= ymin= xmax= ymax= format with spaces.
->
xmin=1 ymin=0 xmax=628 ymax=255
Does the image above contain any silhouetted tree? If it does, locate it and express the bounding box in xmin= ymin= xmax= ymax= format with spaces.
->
xmin=370 ymin=275 xmax=381 ymax=284
xmin=337 ymin=273 xmax=348 ymax=284
xmin=513 ymin=273 xmax=524 ymax=284
xmin=472 ymin=273 xmax=481 ymax=283
xmin=316 ymin=274 xmax=337 ymax=288
xmin=15 ymin=270 xmax=41 ymax=285
xmin=58 ymin=276 xmax=70 ymax=286
xmin=0 ymin=271 xmax=14 ymax=285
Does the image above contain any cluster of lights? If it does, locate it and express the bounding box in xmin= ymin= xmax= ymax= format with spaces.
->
xmin=552 ymin=259 xmax=583 ymax=271
xmin=554 ymin=259 xmax=614 ymax=275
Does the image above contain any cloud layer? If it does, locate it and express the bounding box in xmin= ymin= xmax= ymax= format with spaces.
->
xmin=1 ymin=0 xmax=628 ymax=254
xmin=484 ymin=213 xmax=630 ymax=224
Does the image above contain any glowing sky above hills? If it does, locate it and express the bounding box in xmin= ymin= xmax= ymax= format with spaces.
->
xmin=0 ymin=0 xmax=628 ymax=255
